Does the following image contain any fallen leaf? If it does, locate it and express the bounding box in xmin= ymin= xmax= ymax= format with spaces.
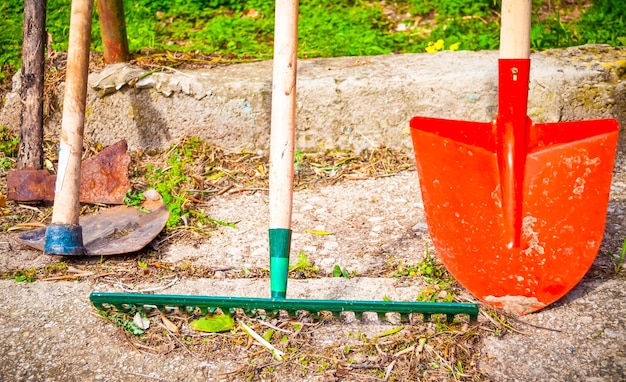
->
xmin=305 ymin=229 xmax=333 ymax=236
xmin=133 ymin=312 xmax=150 ymax=330
xmin=44 ymin=159 xmax=54 ymax=171
xmin=161 ymin=314 xmax=179 ymax=333
xmin=206 ymin=171 xmax=224 ymax=180
xmin=190 ymin=314 xmax=234 ymax=333
xmin=256 ymin=164 xmax=266 ymax=177
xmin=7 ymin=222 xmax=47 ymax=232
xmin=0 ymin=193 xmax=5 ymax=207
xmin=376 ymin=326 xmax=404 ymax=338
xmin=336 ymin=368 xmax=351 ymax=377
xmin=263 ymin=329 xmax=274 ymax=342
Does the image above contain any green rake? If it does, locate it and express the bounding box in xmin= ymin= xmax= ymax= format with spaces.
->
xmin=89 ymin=0 xmax=478 ymax=323
xmin=89 ymin=294 xmax=478 ymax=322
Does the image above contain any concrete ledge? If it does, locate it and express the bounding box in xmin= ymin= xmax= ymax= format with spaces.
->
xmin=1 ymin=44 xmax=624 ymax=153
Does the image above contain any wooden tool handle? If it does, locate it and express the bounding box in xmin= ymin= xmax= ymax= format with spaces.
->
xmin=51 ymin=0 xmax=94 ymax=225
xmin=268 ymin=0 xmax=299 ymax=229
xmin=499 ymin=0 xmax=532 ymax=59
xmin=18 ymin=0 xmax=46 ymax=171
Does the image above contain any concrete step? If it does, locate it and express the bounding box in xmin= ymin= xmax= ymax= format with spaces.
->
xmin=2 ymin=44 xmax=624 ymax=153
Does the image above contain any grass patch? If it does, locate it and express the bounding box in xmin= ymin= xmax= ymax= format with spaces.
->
xmin=1 ymin=0 xmax=625 ymax=84
xmin=142 ymin=137 xmax=243 ymax=229
xmin=1 ymin=262 xmax=68 ymax=282
xmin=390 ymin=249 xmax=459 ymax=303
xmin=0 ymin=125 xmax=19 ymax=158
xmin=0 ymin=125 xmax=18 ymax=171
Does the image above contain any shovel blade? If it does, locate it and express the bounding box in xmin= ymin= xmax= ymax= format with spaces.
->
xmin=410 ymin=116 xmax=619 ymax=314
xmin=16 ymin=195 xmax=169 ymax=256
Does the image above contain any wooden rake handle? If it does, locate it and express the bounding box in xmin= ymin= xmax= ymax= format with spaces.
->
xmin=269 ymin=0 xmax=299 ymax=230
xmin=268 ymin=0 xmax=299 ymax=299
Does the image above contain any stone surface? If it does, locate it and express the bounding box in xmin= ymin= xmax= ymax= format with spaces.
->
xmin=1 ymin=45 xmax=624 ymax=153
xmin=1 ymin=165 xmax=625 ymax=381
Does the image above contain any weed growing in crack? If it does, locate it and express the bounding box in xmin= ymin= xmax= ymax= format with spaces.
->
xmin=1 ymin=262 xmax=68 ymax=282
xmin=391 ymin=248 xmax=458 ymax=303
xmin=608 ymin=237 xmax=626 ymax=275
xmin=289 ymin=252 xmax=320 ymax=278
xmin=0 ymin=125 xmax=18 ymax=159
xmin=332 ymin=264 xmax=355 ymax=278
xmin=143 ymin=137 xmax=236 ymax=230
xmin=97 ymin=307 xmax=146 ymax=335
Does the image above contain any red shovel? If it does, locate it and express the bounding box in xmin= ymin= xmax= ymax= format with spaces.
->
xmin=410 ymin=0 xmax=619 ymax=315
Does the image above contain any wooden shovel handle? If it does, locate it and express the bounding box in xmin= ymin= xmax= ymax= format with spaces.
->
xmin=269 ymin=0 xmax=299 ymax=229
xmin=499 ymin=0 xmax=531 ymax=59
xmin=51 ymin=0 xmax=94 ymax=225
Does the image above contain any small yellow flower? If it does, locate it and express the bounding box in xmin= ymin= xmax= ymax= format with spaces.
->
xmin=425 ymin=39 xmax=445 ymax=53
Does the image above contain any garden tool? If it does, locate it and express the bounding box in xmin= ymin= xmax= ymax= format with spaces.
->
xmin=410 ymin=0 xmax=619 ymax=314
xmin=89 ymin=0 xmax=479 ymax=322
xmin=17 ymin=189 xmax=169 ymax=256
xmin=42 ymin=0 xmax=95 ymax=255
xmin=38 ymin=0 xmax=168 ymax=256
xmin=8 ymin=140 xmax=131 ymax=204
xmin=10 ymin=0 xmax=46 ymax=177
xmin=8 ymin=0 xmax=130 ymax=205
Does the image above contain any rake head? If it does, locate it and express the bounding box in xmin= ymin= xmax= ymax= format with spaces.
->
xmin=90 ymin=292 xmax=479 ymax=323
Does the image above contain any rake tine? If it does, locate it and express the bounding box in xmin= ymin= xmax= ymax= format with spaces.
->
xmin=90 ymin=292 xmax=479 ymax=322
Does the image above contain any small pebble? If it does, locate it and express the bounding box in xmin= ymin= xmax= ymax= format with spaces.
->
xmin=213 ymin=271 xmax=226 ymax=280
xmin=361 ymin=312 xmax=379 ymax=323
xmin=580 ymin=316 xmax=593 ymax=324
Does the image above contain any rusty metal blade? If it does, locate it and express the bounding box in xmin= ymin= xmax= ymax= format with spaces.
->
xmin=6 ymin=169 xmax=55 ymax=202
xmin=16 ymin=195 xmax=169 ymax=256
xmin=7 ymin=140 xmax=131 ymax=204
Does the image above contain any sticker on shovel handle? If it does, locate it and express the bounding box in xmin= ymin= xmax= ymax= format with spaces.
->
xmin=55 ymin=143 xmax=71 ymax=193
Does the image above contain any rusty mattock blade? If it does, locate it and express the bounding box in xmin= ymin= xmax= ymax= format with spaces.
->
xmin=7 ymin=140 xmax=131 ymax=204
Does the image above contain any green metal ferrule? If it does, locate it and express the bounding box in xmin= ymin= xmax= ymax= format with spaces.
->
xmin=269 ymin=228 xmax=291 ymax=299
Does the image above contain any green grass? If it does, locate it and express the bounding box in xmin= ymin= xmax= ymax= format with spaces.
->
xmin=1 ymin=0 xmax=624 ymax=82
xmin=144 ymin=138 xmax=203 ymax=227
xmin=574 ymin=0 xmax=626 ymax=46
xmin=143 ymin=137 xmax=238 ymax=229
xmin=288 ymin=252 xmax=321 ymax=277
xmin=390 ymin=248 xmax=458 ymax=303
xmin=0 ymin=125 xmax=19 ymax=157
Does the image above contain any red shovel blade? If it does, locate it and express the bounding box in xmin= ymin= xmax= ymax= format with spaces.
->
xmin=410 ymin=117 xmax=618 ymax=314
